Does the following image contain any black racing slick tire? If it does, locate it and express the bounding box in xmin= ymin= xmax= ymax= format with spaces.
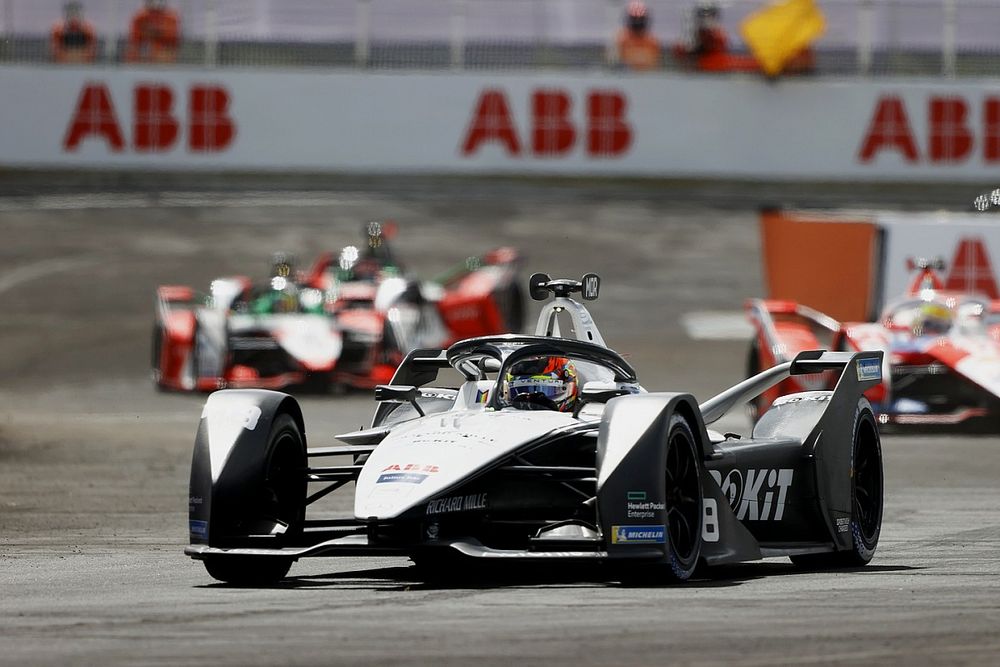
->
xmin=662 ymin=414 xmax=704 ymax=581
xmin=202 ymin=414 xmax=306 ymax=585
xmin=614 ymin=413 xmax=704 ymax=586
xmin=151 ymin=322 xmax=167 ymax=390
xmin=792 ymin=400 xmax=883 ymax=569
xmin=497 ymin=281 xmax=525 ymax=333
xmin=203 ymin=555 xmax=293 ymax=587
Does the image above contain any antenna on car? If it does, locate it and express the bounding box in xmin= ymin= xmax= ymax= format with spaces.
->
xmin=529 ymin=272 xmax=606 ymax=346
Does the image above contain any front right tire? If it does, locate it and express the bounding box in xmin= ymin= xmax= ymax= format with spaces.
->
xmin=662 ymin=414 xmax=704 ymax=581
xmin=613 ymin=413 xmax=704 ymax=586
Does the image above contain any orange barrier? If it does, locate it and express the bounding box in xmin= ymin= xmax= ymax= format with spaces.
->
xmin=760 ymin=210 xmax=879 ymax=322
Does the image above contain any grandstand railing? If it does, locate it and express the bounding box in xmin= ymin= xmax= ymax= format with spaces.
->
xmin=2 ymin=0 xmax=999 ymax=76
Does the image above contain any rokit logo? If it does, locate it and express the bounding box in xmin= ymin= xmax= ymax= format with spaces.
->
xmin=709 ymin=468 xmax=794 ymax=521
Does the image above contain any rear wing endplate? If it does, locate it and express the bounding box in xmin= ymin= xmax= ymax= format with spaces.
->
xmin=699 ymin=349 xmax=883 ymax=425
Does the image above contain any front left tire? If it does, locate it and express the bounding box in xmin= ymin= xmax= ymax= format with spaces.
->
xmin=202 ymin=413 xmax=305 ymax=586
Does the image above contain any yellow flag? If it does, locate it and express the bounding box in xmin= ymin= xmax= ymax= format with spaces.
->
xmin=740 ymin=0 xmax=826 ymax=76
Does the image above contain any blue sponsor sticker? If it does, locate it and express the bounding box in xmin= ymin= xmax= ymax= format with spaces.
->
xmin=377 ymin=472 xmax=429 ymax=484
xmin=189 ymin=520 xmax=207 ymax=538
xmin=856 ymin=357 xmax=881 ymax=382
xmin=611 ymin=524 xmax=666 ymax=545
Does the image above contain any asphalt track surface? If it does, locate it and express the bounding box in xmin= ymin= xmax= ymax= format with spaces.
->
xmin=1 ymin=180 xmax=999 ymax=666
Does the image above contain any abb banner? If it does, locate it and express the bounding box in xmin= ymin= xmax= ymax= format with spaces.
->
xmin=9 ymin=64 xmax=1000 ymax=177
xmin=762 ymin=210 xmax=1000 ymax=320
xmin=878 ymin=213 xmax=1000 ymax=302
xmin=63 ymin=82 xmax=235 ymax=153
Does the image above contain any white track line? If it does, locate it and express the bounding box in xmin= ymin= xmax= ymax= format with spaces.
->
xmin=0 ymin=257 xmax=97 ymax=295
xmin=0 ymin=191 xmax=367 ymax=211
xmin=682 ymin=311 xmax=753 ymax=341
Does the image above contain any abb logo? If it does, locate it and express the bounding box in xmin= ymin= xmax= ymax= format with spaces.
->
xmin=946 ymin=237 xmax=998 ymax=299
xmin=859 ymin=95 xmax=1000 ymax=163
xmin=460 ymin=88 xmax=632 ymax=158
xmin=63 ymin=82 xmax=235 ymax=153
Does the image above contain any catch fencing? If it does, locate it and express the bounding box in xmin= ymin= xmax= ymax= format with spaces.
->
xmin=3 ymin=0 xmax=1000 ymax=76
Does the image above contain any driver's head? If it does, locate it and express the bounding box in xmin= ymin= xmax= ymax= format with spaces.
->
xmin=915 ymin=300 xmax=952 ymax=336
xmin=64 ymin=1 xmax=83 ymax=20
xmin=625 ymin=1 xmax=649 ymax=33
xmin=270 ymin=252 xmax=295 ymax=281
xmin=504 ymin=356 xmax=579 ymax=412
xmin=695 ymin=2 xmax=720 ymax=27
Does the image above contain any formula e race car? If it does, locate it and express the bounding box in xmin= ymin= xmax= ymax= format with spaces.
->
xmin=153 ymin=226 xmax=522 ymax=392
xmin=186 ymin=272 xmax=884 ymax=586
xmin=746 ymin=259 xmax=1000 ymax=431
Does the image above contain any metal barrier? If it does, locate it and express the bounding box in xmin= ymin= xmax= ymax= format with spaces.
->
xmin=3 ymin=0 xmax=1000 ymax=76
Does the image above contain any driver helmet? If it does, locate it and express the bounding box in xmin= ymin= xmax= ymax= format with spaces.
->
xmin=270 ymin=252 xmax=296 ymax=281
xmin=915 ymin=300 xmax=953 ymax=336
xmin=625 ymin=1 xmax=649 ymax=33
xmin=504 ymin=356 xmax=579 ymax=412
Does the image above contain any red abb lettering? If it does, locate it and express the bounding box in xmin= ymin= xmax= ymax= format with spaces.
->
xmin=134 ymin=84 xmax=179 ymax=152
xmin=532 ymin=89 xmax=575 ymax=156
xmin=63 ymin=82 xmax=235 ymax=154
xmin=462 ymin=88 xmax=633 ymax=158
xmin=947 ymin=237 xmax=998 ymax=298
xmin=63 ymin=83 xmax=126 ymax=151
xmin=587 ymin=90 xmax=631 ymax=157
xmin=858 ymin=96 xmax=918 ymax=162
xmin=983 ymin=98 xmax=1000 ymax=162
xmin=928 ymin=96 xmax=973 ymax=163
xmin=461 ymin=89 xmax=521 ymax=156
xmin=189 ymin=85 xmax=236 ymax=152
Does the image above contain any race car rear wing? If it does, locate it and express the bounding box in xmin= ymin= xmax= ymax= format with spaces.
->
xmin=699 ymin=349 xmax=883 ymax=425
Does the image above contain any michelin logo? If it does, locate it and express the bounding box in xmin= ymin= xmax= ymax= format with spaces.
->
xmin=189 ymin=520 xmax=207 ymax=538
xmin=611 ymin=525 xmax=666 ymax=544
xmin=856 ymin=357 xmax=881 ymax=382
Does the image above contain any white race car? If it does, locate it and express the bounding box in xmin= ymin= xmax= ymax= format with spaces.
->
xmin=186 ymin=273 xmax=884 ymax=585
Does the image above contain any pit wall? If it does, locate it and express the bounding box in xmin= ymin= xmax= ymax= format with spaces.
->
xmin=4 ymin=64 xmax=1000 ymax=180
xmin=762 ymin=210 xmax=1000 ymax=322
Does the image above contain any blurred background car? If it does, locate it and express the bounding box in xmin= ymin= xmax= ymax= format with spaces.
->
xmin=152 ymin=223 xmax=522 ymax=392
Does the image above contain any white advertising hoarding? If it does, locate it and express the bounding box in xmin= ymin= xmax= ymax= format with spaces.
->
xmin=6 ymin=64 xmax=1000 ymax=179
xmin=877 ymin=212 xmax=1000 ymax=302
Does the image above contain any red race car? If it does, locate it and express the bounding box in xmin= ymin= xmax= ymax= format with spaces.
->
xmin=153 ymin=224 xmax=522 ymax=393
xmin=746 ymin=259 xmax=1000 ymax=431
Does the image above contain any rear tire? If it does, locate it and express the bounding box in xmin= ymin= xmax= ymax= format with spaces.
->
xmin=791 ymin=401 xmax=883 ymax=568
xmin=151 ymin=322 xmax=166 ymax=390
xmin=497 ymin=282 xmax=525 ymax=333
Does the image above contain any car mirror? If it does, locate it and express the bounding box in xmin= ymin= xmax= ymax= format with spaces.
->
xmin=478 ymin=358 xmax=501 ymax=373
xmin=374 ymin=384 xmax=425 ymax=417
xmin=580 ymin=381 xmax=629 ymax=403
xmin=574 ymin=381 xmax=631 ymax=417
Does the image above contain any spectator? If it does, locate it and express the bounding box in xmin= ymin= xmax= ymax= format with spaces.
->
xmin=615 ymin=2 xmax=661 ymax=71
xmin=51 ymin=2 xmax=97 ymax=64
xmin=672 ymin=2 xmax=756 ymax=72
xmin=126 ymin=0 xmax=180 ymax=64
xmin=673 ymin=2 xmax=815 ymax=75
